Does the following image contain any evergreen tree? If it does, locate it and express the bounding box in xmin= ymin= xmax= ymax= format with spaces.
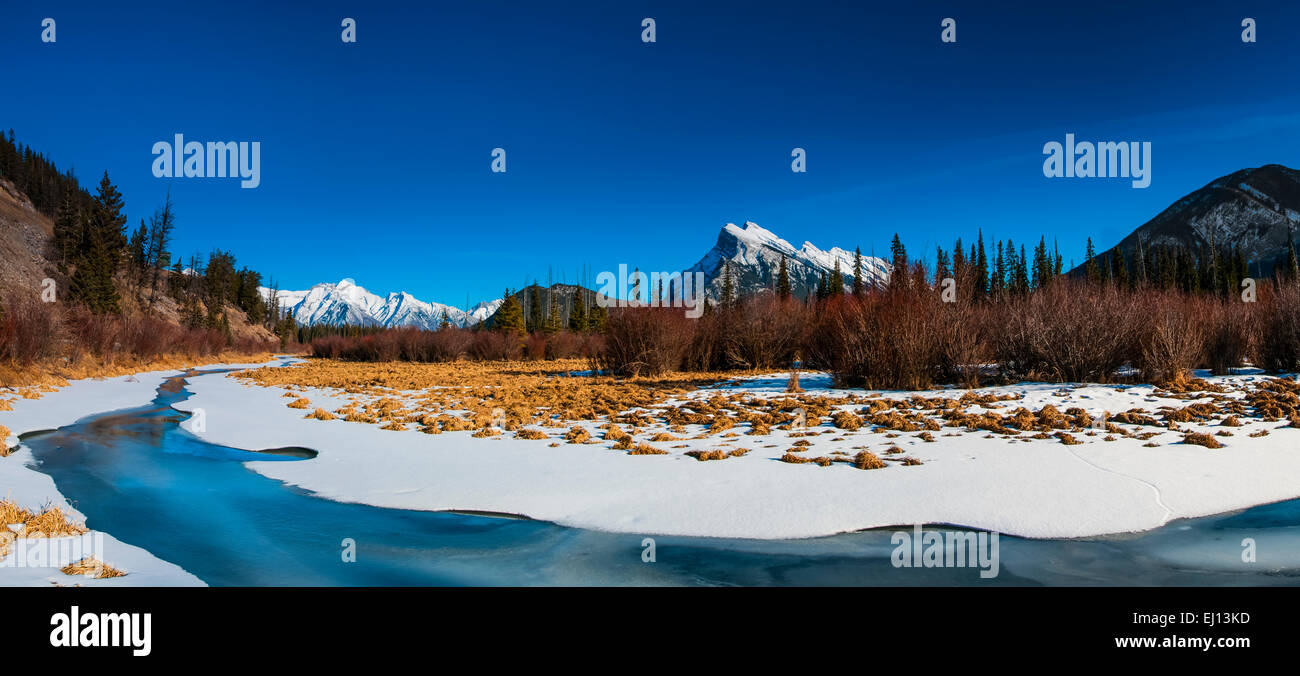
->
xmin=1286 ymin=227 xmax=1299 ymax=282
xmin=568 ymin=293 xmax=588 ymax=331
xmin=129 ymin=219 xmax=148 ymax=281
xmin=935 ymin=246 xmax=951 ymax=286
xmin=1031 ymin=237 xmax=1049 ymax=289
xmin=776 ymin=254 xmax=792 ymax=300
xmin=527 ymin=284 xmax=543 ymax=332
xmin=975 ymin=232 xmax=989 ymax=298
xmin=993 ymin=241 xmax=1006 ymax=296
xmin=828 ymin=260 xmax=845 ymax=296
xmin=720 ymin=261 xmax=735 ymax=308
xmin=852 ymin=247 xmax=864 ymax=296
xmin=52 ymin=187 xmax=80 ymax=268
xmin=889 ymin=234 xmax=907 ymax=291
xmin=1084 ymin=238 xmax=1101 ymax=284
xmin=70 ymin=172 xmax=127 ymax=314
xmin=494 ymin=289 xmax=526 ymax=334
xmin=587 ymin=299 xmax=608 ymax=332
xmin=145 ymin=192 xmax=176 ymax=308
xmin=952 ymin=238 xmax=966 ymax=295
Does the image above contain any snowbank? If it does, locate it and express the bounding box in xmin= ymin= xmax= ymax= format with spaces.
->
xmin=174 ymin=368 xmax=1300 ymax=540
xmin=0 ymin=362 xmax=284 ymax=586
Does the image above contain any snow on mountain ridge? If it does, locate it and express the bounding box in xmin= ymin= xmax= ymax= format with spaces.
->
xmin=686 ymin=221 xmax=892 ymax=300
xmin=259 ymin=279 xmax=502 ymax=329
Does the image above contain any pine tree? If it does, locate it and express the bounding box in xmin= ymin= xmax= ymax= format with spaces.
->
xmin=1113 ymin=249 xmax=1130 ymax=289
xmin=993 ymin=241 xmax=1006 ymax=296
xmin=720 ymin=261 xmax=735 ymax=308
xmin=852 ymin=247 xmax=864 ymax=296
xmin=1286 ymin=228 xmax=1300 ymax=282
xmin=568 ymin=292 xmax=588 ymax=331
xmin=776 ymin=254 xmax=792 ymax=300
xmin=145 ymin=192 xmax=176 ymax=308
xmin=975 ymin=232 xmax=988 ymax=298
xmin=70 ymin=172 xmax=127 ymax=314
xmin=935 ymin=246 xmax=951 ymax=286
xmin=129 ymin=219 xmax=148 ymax=281
xmin=1014 ymin=244 xmax=1030 ymax=294
xmin=52 ymin=187 xmax=80 ymax=268
xmin=889 ymin=234 xmax=907 ymax=291
xmin=952 ymin=238 xmax=966 ymax=295
xmin=1083 ymin=238 xmax=1101 ymax=284
xmin=829 ymin=260 xmax=845 ymax=296
xmin=494 ymin=289 xmax=526 ymax=334
xmin=588 ymin=300 xmax=608 ymax=332
xmin=527 ymin=284 xmax=543 ymax=332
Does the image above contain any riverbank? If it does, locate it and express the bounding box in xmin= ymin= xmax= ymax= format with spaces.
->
xmin=176 ymin=360 xmax=1300 ymax=540
xmin=0 ymin=359 xmax=288 ymax=586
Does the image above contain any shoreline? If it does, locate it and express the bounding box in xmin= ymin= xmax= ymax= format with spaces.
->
xmin=173 ymin=362 xmax=1300 ymax=541
xmin=0 ymin=359 xmax=292 ymax=587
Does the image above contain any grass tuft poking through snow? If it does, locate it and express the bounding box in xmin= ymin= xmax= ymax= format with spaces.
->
xmin=1182 ymin=432 xmax=1224 ymax=449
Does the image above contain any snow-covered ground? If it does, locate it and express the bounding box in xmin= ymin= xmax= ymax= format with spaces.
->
xmin=174 ymin=367 xmax=1300 ymax=540
xmin=0 ymin=363 xmax=281 ymax=587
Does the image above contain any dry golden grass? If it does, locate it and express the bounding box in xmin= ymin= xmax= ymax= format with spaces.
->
xmin=306 ymin=408 xmax=336 ymax=421
xmin=626 ymin=443 xmax=668 ymax=455
xmin=0 ymin=424 xmax=11 ymax=457
xmin=0 ymin=499 xmax=88 ymax=558
xmin=1182 ymin=432 xmax=1224 ymax=449
xmin=853 ymin=451 xmax=886 ymax=470
xmin=219 ymin=359 xmax=1300 ymax=476
xmin=286 ymin=397 xmax=311 ymax=409
xmin=0 ymin=350 xmax=279 ymax=390
xmin=831 ymin=410 xmax=864 ymax=431
xmin=564 ymin=426 xmax=591 ymax=444
xmin=684 ymin=448 xmax=750 ymax=461
xmin=60 ymin=557 xmax=126 ymax=579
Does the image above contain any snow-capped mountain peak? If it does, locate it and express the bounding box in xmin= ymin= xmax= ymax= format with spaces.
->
xmin=686 ymin=222 xmax=891 ymax=299
xmin=259 ymin=279 xmax=502 ymax=330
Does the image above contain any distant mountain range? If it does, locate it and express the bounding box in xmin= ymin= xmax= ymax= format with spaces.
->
xmin=269 ymin=223 xmax=894 ymax=330
xmin=270 ymin=167 xmax=1300 ymax=332
xmin=1086 ymin=164 xmax=1300 ymax=274
xmin=260 ymin=279 xmax=501 ymax=330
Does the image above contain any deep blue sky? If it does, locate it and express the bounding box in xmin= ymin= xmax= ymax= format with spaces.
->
xmin=5 ymin=1 xmax=1299 ymax=305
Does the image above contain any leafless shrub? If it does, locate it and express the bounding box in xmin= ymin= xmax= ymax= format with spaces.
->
xmin=1135 ymin=290 xmax=1207 ymax=384
xmin=1255 ymin=282 xmax=1300 ymax=373
xmin=597 ymin=307 xmax=693 ymax=376
xmin=0 ymin=291 xmax=64 ymax=364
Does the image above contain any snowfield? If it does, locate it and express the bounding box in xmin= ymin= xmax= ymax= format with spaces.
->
xmin=0 ymin=364 xmax=279 ymax=587
xmin=174 ymin=367 xmax=1300 ymax=540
